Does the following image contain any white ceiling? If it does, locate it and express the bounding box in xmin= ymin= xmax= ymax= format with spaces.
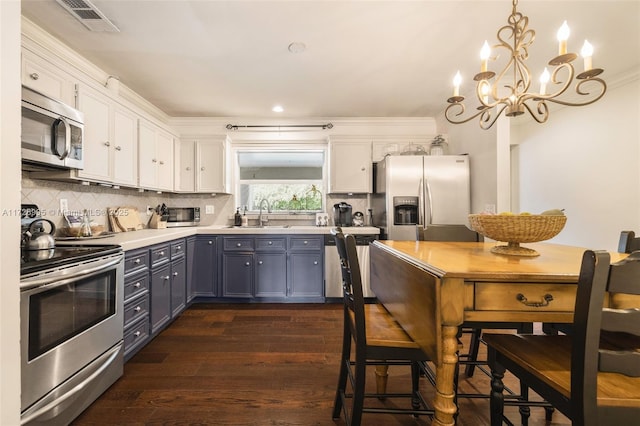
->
xmin=21 ymin=0 xmax=640 ymax=119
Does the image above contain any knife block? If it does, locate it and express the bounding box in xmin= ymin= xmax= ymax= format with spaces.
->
xmin=148 ymin=212 xmax=167 ymax=229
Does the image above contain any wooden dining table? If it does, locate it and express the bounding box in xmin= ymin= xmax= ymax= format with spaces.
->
xmin=369 ymin=240 xmax=628 ymax=426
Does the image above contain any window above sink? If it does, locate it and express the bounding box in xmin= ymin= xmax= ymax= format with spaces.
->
xmin=234 ymin=147 xmax=326 ymax=214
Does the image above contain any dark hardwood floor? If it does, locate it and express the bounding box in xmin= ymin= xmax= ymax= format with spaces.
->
xmin=72 ymin=304 xmax=570 ymax=425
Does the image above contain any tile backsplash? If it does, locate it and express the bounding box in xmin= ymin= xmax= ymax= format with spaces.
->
xmin=21 ymin=174 xmax=373 ymax=232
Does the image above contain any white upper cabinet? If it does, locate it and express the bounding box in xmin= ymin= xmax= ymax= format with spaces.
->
xmin=328 ymin=138 xmax=372 ymax=194
xmin=21 ymin=49 xmax=77 ymax=106
xmin=175 ymin=137 xmax=227 ymax=193
xmin=77 ymin=85 xmax=138 ymax=187
xmin=138 ymin=119 xmax=174 ymax=192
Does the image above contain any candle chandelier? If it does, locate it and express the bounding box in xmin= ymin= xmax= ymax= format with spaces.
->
xmin=445 ymin=0 xmax=607 ymax=130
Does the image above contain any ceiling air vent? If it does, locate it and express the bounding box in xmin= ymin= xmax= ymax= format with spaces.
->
xmin=55 ymin=0 xmax=120 ymax=32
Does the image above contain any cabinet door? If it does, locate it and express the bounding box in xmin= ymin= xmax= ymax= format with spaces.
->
xmin=138 ymin=120 xmax=157 ymax=189
xmin=150 ymin=264 xmax=171 ymax=334
xmin=197 ymin=139 xmax=225 ymax=193
xmin=289 ymin=252 xmax=324 ymax=298
xmin=222 ymin=253 xmax=253 ymax=298
xmin=255 ymin=253 xmax=287 ymax=298
xmin=156 ymin=129 xmax=174 ymax=191
xmin=77 ymin=87 xmax=111 ymax=182
xmin=171 ymin=258 xmax=186 ymax=317
xmin=22 ymin=50 xmax=76 ymax=105
xmin=192 ymin=237 xmax=217 ymax=297
xmin=329 ymin=140 xmax=372 ymax=193
xmin=176 ymin=140 xmax=195 ymax=192
xmin=111 ymin=105 xmax=138 ymax=186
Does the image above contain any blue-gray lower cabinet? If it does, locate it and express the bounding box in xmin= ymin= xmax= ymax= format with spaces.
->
xmin=123 ymin=248 xmax=150 ymax=361
xmin=188 ymin=236 xmax=218 ymax=299
xmin=220 ymin=235 xmax=323 ymax=301
xmin=288 ymin=236 xmax=324 ymax=300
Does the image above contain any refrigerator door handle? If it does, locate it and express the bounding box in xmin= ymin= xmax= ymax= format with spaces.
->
xmin=418 ymin=178 xmax=425 ymax=227
xmin=424 ymin=175 xmax=434 ymax=226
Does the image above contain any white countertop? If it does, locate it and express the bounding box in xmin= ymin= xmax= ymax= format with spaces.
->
xmin=57 ymin=225 xmax=380 ymax=251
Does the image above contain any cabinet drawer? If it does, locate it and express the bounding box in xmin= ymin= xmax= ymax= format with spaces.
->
xmin=150 ymin=244 xmax=171 ymax=267
xmin=125 ymin=250 xmax=149 ymax=275
xmin=124 ymin=272 xmax=149 ymax=302
xmin=474 ymin=283 xmax=577 ymax=312
xmin=124 ymin=293 xmax=150 ymax=326
xmin=256 ymin=237 xmax=286 ymax=251
xmin=289 ymin=236 xmax=322 ymax=251
xmin=124 ymin=316 xmax=149 ymax=356
xmin=223 ymin=238 xmax=255 ymax=251
xmin=171 ymin=239 xmax=186 ymax=260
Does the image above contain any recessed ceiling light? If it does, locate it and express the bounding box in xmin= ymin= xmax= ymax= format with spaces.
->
xmin=272 ymin=105 xmax=284 ymax=113
xmin=288 ymin=42 xmax=306 ymax=53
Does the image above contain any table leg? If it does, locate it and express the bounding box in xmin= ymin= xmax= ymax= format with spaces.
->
xmin=375 ymin=365 xmax=388 ymax=396
xmin=433 ymin=325 xmax=459 ymax=426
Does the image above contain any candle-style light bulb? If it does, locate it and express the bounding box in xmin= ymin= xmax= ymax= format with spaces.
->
xmin=480 ymin=81 xmax=490 ymax=104
xmin=453 ymin=71 xmax=462 ymax=97
xmin=539 ymin=68 xmax=550 ymax=95
xmin=480 ymin=41 xmax=491 ymax=72
xmin=557 ymin=21 xmax=570 ymax=55
xmin=581 ymin=40 xmax=594 ymax=71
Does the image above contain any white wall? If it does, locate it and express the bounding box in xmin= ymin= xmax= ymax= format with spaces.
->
xmin=0 ymin=0 xmax=23 ymax=424
xmin=512 ymin=74 xmax=640 ymax=251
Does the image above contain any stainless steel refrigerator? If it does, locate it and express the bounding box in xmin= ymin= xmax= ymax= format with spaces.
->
xmin=372 ymin=155 xmax=470 ymax=240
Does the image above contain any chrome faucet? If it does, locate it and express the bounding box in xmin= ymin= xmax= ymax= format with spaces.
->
xmin=258 ymin=199 xmax=271 ymax=227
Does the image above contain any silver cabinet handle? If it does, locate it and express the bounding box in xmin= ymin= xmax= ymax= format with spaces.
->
xmin=29 ymin=72 xmax=39 ymax=80
xmin=245 ymin=262 xmax=250 ymax=266
xmin=134 ymin=306 xmax=141 ymax=312
xmin=104 ymin=141 xmax=110 ymax=147
xmin=201 ymin=167 xmax=205 ymax=171
xmin=208 ymin=240 xmax=213 ymax=245
xmin=236 ymin=243 xmax=242 ymax=247
xmin=176 ymin=245 xmax=182 ymax=250
xmin=304 ymin=240 xmax=308 ymax=245
xmin=159 ymin=251 xmax=165 ymax=256
xmin=159 ymin=161 xmax=165 ymax=165
xmin=134 ymin=259 xmax=141 ymax=264
xmin=134 ymin=282 xmax=141 ymax=288
xmin=173 ymin=272 xmax=178 ymax=277
xmin=258 ymin=260 xmax=263 ymax=265
xmin=134 ymin=331 xmax=141 ymax=337
xmin=361 ymin=167 xmax=365 ymax=171
xmin=268 ymin=241 xmax=273 ymax=245
xmin=163 ymin=275 xmax=170 ymax=280
xmin=115 ymin=146 xmax=122 ymax=151
xmin=313 ymin=261 xmax=318 ymax=265
xmin=152 ymin=158 xmax=157 ymax=163
xmin=186 ymin=167 xmax=191 ymax=171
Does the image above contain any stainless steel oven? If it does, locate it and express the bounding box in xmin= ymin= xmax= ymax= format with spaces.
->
xmin=20 ymin=245 xmax=124 ymax=426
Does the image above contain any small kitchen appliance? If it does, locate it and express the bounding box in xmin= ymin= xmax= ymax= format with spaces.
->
xmin=333 ymin=202 xmax=352 ymax=227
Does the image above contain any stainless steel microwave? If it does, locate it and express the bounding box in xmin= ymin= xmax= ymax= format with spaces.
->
xmin=166 ymin=207 xmax=201 ymax=227
xmin=21 ymin=86 xmax=84 ymax=170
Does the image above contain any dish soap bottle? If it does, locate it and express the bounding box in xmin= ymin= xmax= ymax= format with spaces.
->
xmin=234 ymin=208 xmax=242 ymax=227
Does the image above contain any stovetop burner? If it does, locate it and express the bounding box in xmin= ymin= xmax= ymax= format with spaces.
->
xmin=20 ymin=244 xmax=122 ymax=276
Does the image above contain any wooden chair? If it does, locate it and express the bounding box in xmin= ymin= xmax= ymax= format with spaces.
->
xmin=485 ymin=250 xmax=640 ymax=425
xmin=619 ymin=230 xmax=640 ymax=253
xmin=331 ymin=228 xmax=433 ymax=426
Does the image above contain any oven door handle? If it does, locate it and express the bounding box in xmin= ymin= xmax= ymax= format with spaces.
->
xmin=20 ymin=343 xmax=121 ymax=425
xmin=20 ymin=253 xmax=123 ymax=291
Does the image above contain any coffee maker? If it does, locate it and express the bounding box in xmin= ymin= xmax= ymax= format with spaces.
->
xmin=333 ymin=202 xmax=352 ymax=227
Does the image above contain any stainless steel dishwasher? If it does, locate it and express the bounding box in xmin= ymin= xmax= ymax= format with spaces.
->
xmin=324 ymin=233 xmax=378 ymax=298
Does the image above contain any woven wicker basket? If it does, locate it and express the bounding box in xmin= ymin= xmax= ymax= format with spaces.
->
xmin=468 ymin=214 xmax=567 ymax=256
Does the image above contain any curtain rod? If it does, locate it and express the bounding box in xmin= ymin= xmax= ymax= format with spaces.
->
xmin=226 ymin=123 xmax=333 ymax=131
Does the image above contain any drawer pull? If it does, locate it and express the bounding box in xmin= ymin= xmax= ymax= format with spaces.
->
xmin=237 ymin=243 xmax=242 ymax=247
xmin=268 ymin=241 xmax=273 ymax=245
xmin=134 ymin=259 xmax=141 ymax=264
xmin=134 ymin=282 xmax=141 ymax=288
xmin=176 ymin=245 xmax=182 ymax=250
xmin=258 ymin=260 xmax=263 ymax=265
xmin=516 ymin=293 xmax=554 ymax=308
xmin=159 ymin=251 xmax=165 ymax=256
xmin=313 ymin=261 xmax=318 ymax=265
xmin=245 ymin=262 xmax=251 ymax=266
xmin=304 ymin=240 xmax=308 ymax=245
xmin=134 ymin=331 xmax=141 ymax=337
xmin=173 ymin=271 xmax=179 ymax=277
xmin=29 ymin=72 xmax=39 ymax=80
xmin=208 ymin=241 xmax=213 ymax=245
xmin=164 ymin=275 xmax=170 ymax=280
xmin=134 ymin=306 xmax=141 ymax=312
